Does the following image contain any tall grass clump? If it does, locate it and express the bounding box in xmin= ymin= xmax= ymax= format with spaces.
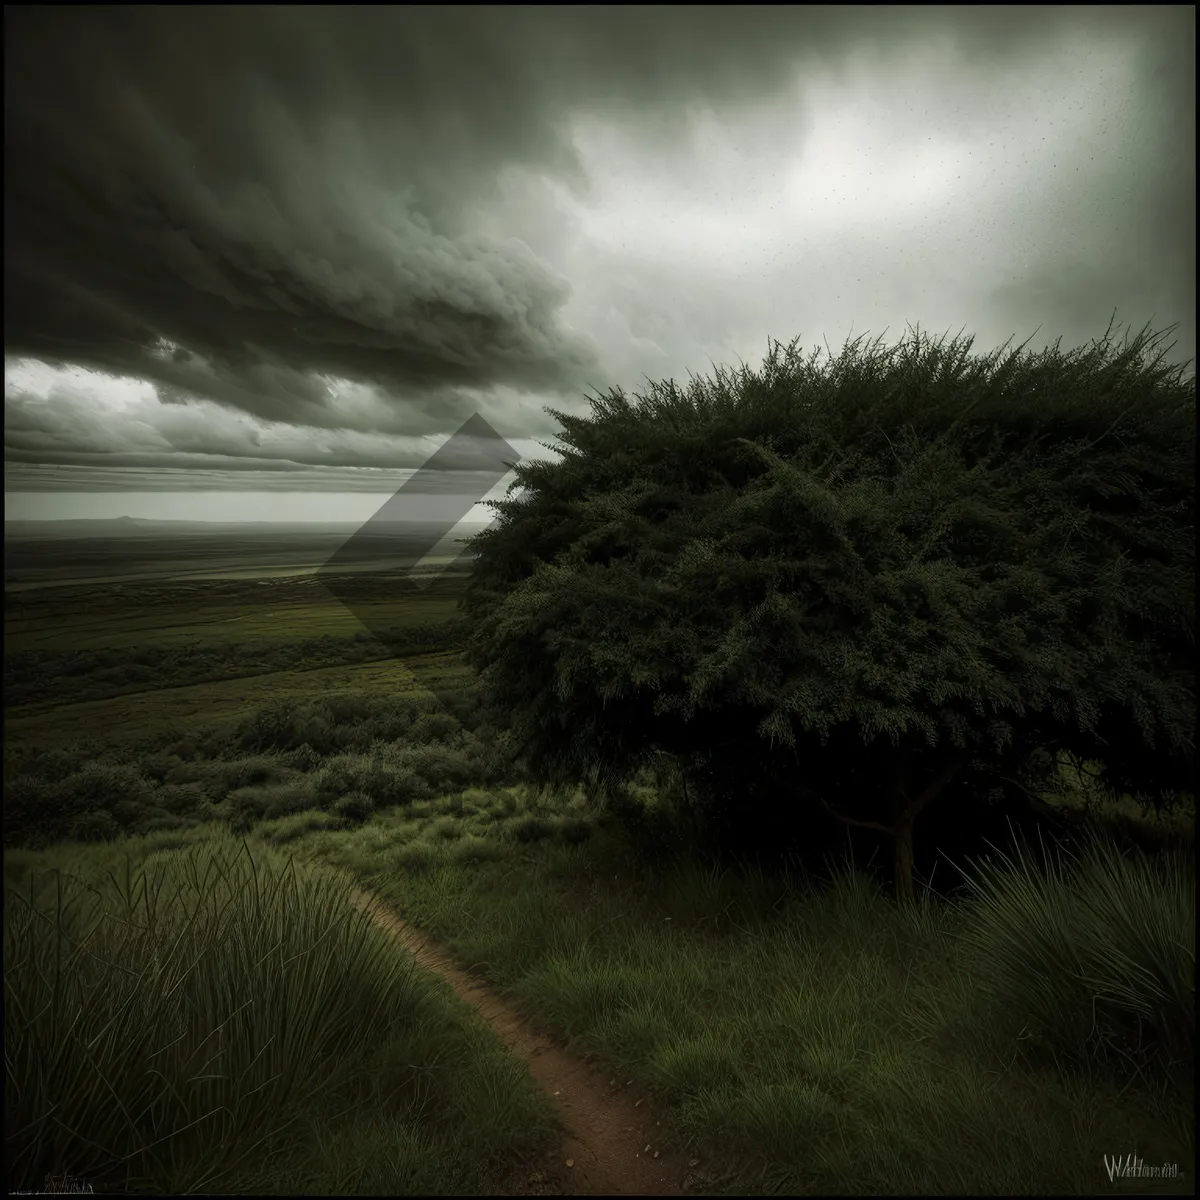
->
xmin=949 ymin=820 xmax=1195 ymax=1088
xmin=4 ymin=837 xmax=425 ymax=1194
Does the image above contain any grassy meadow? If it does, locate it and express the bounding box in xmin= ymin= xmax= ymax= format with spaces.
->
xmin=4 ymin=569 xmax=1195 ymax=1195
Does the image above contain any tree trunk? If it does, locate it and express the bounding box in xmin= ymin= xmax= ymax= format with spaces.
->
xmin=810 ymin=747 xmax=969 ymax=906
xmin=889 ymin=747 xmax=967 ymax=905
xmin=890 ymin=747 xmax=917 ymax=904
xmin=893 ymin=819 xmax=916 ymax=905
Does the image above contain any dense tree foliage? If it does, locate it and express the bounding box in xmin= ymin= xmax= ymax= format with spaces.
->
xmin=459 ymin=317 xmax=1195 ymax=899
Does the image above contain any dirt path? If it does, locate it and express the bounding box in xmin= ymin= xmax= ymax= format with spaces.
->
xmin=348 ymin=886 xmax=705 ymax=1196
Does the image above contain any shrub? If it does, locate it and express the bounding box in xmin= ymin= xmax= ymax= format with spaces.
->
xmin=952 ymin=824 xmax=1195 ymax=1083
xmin=68 ymin=810 xmax=121 ymax=843
xmin=475 ymin=731 xmax=530 ymax=787
xmin=221 ymin=756 xmax=287 ymax=789
xmin=283 ymin=742 xmax=323 ymax=773
xmin=250 ymin=782 xmax=319 ymax=820
xmin=163 ymin=761 xmax=200 ymax=785
xmin=512 ymin=817 xmax=554 ymax=844
xmin=6 ymin=745 xmax=89 ymax=782
xmin=138 ymin=752 xmax=185 ymax=783
xmin=64 ymin=762 xmax=154 ymax=809
xmin=358 ymin=713 xmax=413 ymax=747
xmin=360 ymin=766 xmax=422 ymax=808
xmin=410 ymin=743 xmax=483 ymax=793
xmin=112 ymin=800 xmax=149 ymax=830
xmin=296 ymin=715 xmax=338 ymax=754
xmin=408 ymin=712 xmax=460 ymax=744
xmin=199 ymin=773 xmax=232 ymax=803
xmin=156 ymin=782 xmax=208 ymax=817
xmin=315 ymin=693 xmax=380 ymax=728
xmin=315 ymin=763 xmax=356 ymax=809
xmin=236 ymin=698 xmax=305 ymax=753
xmin=333 ymin=791 xmax=375 ymax=825
xmin=225 ymin=787 xmax=271 ymax=824
xmin=4 ymin=776 xmax=71 ymax=845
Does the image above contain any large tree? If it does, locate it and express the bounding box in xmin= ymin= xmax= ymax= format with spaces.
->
xmin=459 ymin=318 xmax=1195 ymax=900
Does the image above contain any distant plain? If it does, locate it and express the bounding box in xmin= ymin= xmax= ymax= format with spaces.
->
xmin=4 ymin=517 xmax=487 ymax=591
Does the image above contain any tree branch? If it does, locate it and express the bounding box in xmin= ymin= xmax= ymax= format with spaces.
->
xmin=810 ymin=789 xmax=894 ymax=836
xmin=801 ymin=756 xmax=968 ymax=836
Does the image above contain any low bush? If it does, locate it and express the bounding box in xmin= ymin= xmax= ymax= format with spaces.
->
xmin=952 ymin=823 xmax=1195 ymax=1086
xmin=112 ymin=800 xmax=150 ymax=830
xmin=156 ymin=782 xmax=209 ymax=817
xmin=511 ymin=816 xmax=554 ymax=844
xmin=4 ymin=776 xmax=70 ymax=846
xmin=225 ymin=781 xmax=316 ymax=826
xmin=65 ymin=762 xmax=155 ymax=810
xmin=409 ymin=712 xmax=460 ymax=744
xmin=68 ymin=809 xmax=122 ymax=844
xmin=283 ymin=742 xmax=323 ymax=773
xmin=138 ymin=752 xmax=186 ymax=783
xmin=220 ymin=756 xmax=290 ymax=790
xmin=333 ymin=790 xmax=375 ymax=825
xmin=226 ymin=787 xmax=271 ymax=826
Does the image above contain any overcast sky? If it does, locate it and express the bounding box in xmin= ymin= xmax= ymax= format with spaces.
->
xmin=4 ymin=6 xmax=1195 ymax=525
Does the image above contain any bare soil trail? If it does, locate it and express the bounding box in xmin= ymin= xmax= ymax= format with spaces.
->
xmin=348 ymin=887 xmax=707 ymax=1196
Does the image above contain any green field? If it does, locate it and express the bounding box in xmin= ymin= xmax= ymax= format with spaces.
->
xmin=4 ymin=574 xmax=1194 ymax=1196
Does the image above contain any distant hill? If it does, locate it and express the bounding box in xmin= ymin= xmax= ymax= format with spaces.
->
xmin=4 ymin=516 xmax=353 ymax=539
xmin=3 ymin=515 xmax=496 ymax=540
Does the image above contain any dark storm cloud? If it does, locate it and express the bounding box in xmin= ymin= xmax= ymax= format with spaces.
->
xmin=6 ymin=5 xmax=1193 ymax=440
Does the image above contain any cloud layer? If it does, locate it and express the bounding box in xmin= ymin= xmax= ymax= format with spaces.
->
xmin=5 ymin=7 xmax=1194 ymax=498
